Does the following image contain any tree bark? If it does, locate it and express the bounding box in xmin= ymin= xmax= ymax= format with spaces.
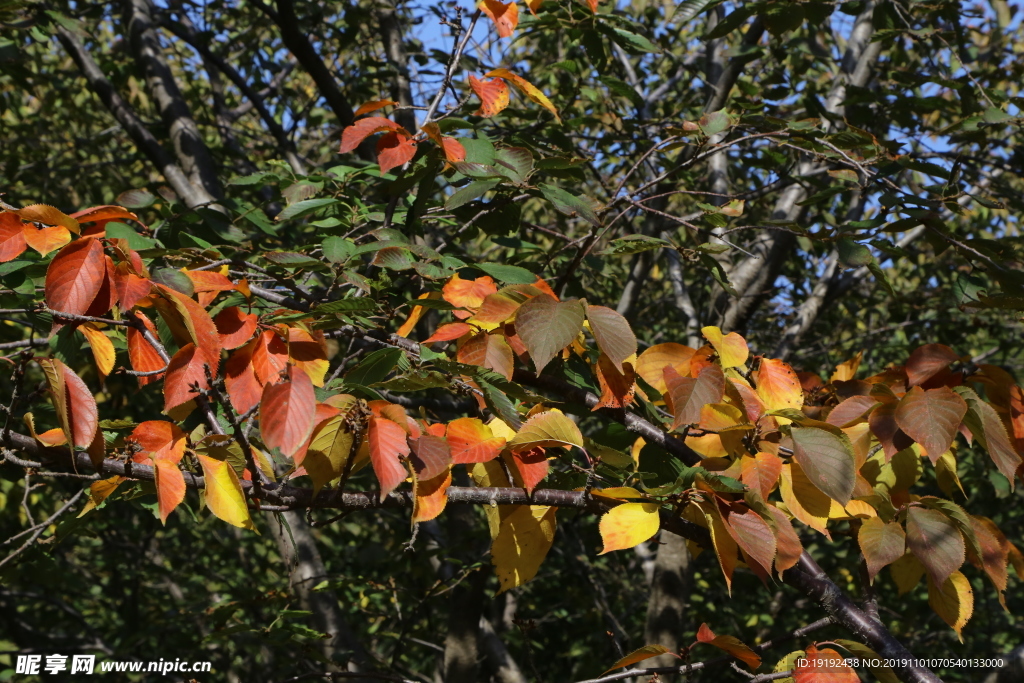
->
xmin=642 ymin=532 xmax=691 ymax=677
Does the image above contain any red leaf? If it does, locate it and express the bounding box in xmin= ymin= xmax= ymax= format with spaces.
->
xmin=894 ymin=386 xmax=968 ymax=462
xmin=354 ymin=98 xmax=398 ymax=117
xmin=481 ymin=0 xmax=519 ymax=37
xmin=458 ymin=331 xmax=515 ymax=380
xmin=468 ymin=74 xmax=510 ymax=117
xmin=593 ymin=353 xmax=636 ymax=410
xmin=70 ymin=204 xmax=142 ymax=228
xmin=424 ymin=322 xmax=475 ymax=343
xmin=376 ymin=131 xmax=418 ymax=174
xmin=767 ymin=504 xmax=803 ymax=572
xmin=719 ymin=500 xmax=776 ymax=575
xmin=185 ymin=269 xmax=235 ymax=293
xmin=794 ymin=645 xmax=858 ymax=683
xmin=826 ymin=395 xmax=877 ymax=427
xmin=441 ymin=137 xmax=466 ymax=163
xmin=163 ymin=343 xmax=209 ymax=411
xmin=511 ymin=447 xmax=548 ymax=493
xmin=39 ymin=358 xmax=98 ymax=449
xmin=129 ymin=420 xmax=186 ymax=463
xmin=586 ymin=0 xmax=598 ymax=12
xmin=252 ymin=329 xmax=289 ymax=384
xmin=152 ymin=284 xmax=222 ymax=372
xmin=44 ymin=237 xmax=106 ymax=316
xmin=225 ymin=342 xmax=263 ymax=415
xmin=339 ymin=116 xmax=406 ymax=154
xmin=868 ymin=402 xmax=914 ymax=461
xmin=260 ymin=365 xmax=317 ymax=458
xmin=83 ymin=254 xmax=118 ymax=317
xmin=447 ymin=417 xmax=506 ymax=463
xmin=0 ymin=211 xmax=27 ymax=262
xmin=906 ymin=344 xmax=959 ymax=387
xmin=740 ymin=452 xmax=783 ymax=501
xmin=368 ymin=416 xmax=412 ymax=499
xmin=409 ymin=434 xmax=452 ymax=480
xmin=113 ymin=262 xmax=151 ymax=311
xmin=127 ymin=314 xmax=166 ymax=387
xmin=153 ymin=458 xmax=186 ymax=525
xmin=906 ymin=506 xmax=965 ymax=586
xmin=665 ymin=364 xmax=725 ymax=429
xmin=215 ymin=306 xmax=259 ymax=350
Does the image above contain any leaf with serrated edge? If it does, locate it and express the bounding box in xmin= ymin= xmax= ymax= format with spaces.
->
xmin=198 ymin=454 xmax=255 ymax=530
xmin=45 ymin=237 xmax=106 ymax=316
xmin=790 ymin=427 xmax=855 ymax=505
xmin=894 ymin=386 xmax=967 ymax=463
xmin=599 ymin=502 xmax=660 ymax=554
xmin=859 ymin=517 xmax=906 ymax=581
xmin=514 ymin=294 xmax=585 ymax=373
xmin=586 ymin=304 xmax=637 ymax=371
xmin=602 ymin=645 xmax=673 ymax=674
xmin=491 ymin=505 xmax=556 ymax=593
xmin=906 ymin=344 xmax=959 ymax=386
xmin=665 ymin=364 xmax=725 ymax=430
xmin=755 ymin=358 xmax=803 ymax=413
xmin=906 ymin=506 xmax=965 ymax=586
xmin=260 ymin=366 xmax=316 ymax=457
xmin=635 ymin=343 xmax=695 ymax=395
xmin=508 ymin=409 xmax=583 ymax=451
xmin=927 ymin=571 xmax=973 ymax=640
xmin=368 ymin=416 xmax=411 ymax=499
xmin=695 ymin=624 xmax=761 ymax=670
xmin=701 ymin=326 xmax=748 ymax=368
xmin=448 ymin=417 xmax=505 ymax=463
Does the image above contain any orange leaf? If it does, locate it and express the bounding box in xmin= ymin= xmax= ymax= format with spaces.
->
xmin=594 ymin=353 xmax=636 ymax=410
xmin=422 ymin=123 xmax=467 ymax=163
xmin=480 ymin=0 xmax=519 ymax=38
xmin=339 ymin=116 xmax=406 ymax=153
xmin=252 ymin=329 xmax=289 ymax=384
xmin=163 ymin=343 xmax=210 ymax=411
xmin=129 ymin=420 xmax=186 ymax=463
xmin=906 ymin=344 xmax=959 ymax=387
xmin=225 ymin=342 xmax=263 ymax=415
xmin=424 ymin=322 xmax=475 ymax=343
xmin=23 ymin=224 xmax=71 ymax=256
xmin=794 ymin=645 xmax=858 ymax=682
xmin=289 ymin=327 xmax=330 ymax=387
xmin=754 ymin=358 xmax=803 ymax=413
xmin=894 ymin=385 xmax=967 ymax=463
xmin=458 ymin=331 xmax=515 ymax=380
xmin=409 ymin=434 xmax=452 ymax=480
xmin=510 ymin=447 xmax=548 ymax=493
xmin=153 ymin=458 xmax=186 ymax=525
xmin=79 ymin=322 xmax=116 ymax=378
xmin=485 ymin=68 xmax=560 ymax=121
xmin=526 ymin=0 xmax=542 ymax=14
xmin=443 ymin=273 xmax=498 ymax=315
xmin=368 ymin=415 xmax=411 ymax=499
xmin=0 ymin=212 xmax=27 ymax=262
xmin=127 ymin=314 xmax=165 ymax=386
xmin=70 ymin=204 xmax=142 ymax=229
xmin=695 ymin=624 xmax=761 ymax=670
xmin=152 ymin=283 xmax=222 ymax=371
xmin=45 ymin=237 xmax=106 ymax=316
xmin=719 ymin=500 xmax=776 ymax=576
xmin=635 ymin=342 xmax=695 ymax=395
xmin=184 ymin=269 xmax=234 ymax=293
xmin=113 ymin=262 xmax=151 ymax=311
xmin=38 ymin=358 xmax=98 ymax=449
xmin=214 ymin=306 xmax=259 ymax=350
xmin=767 ymin=504 xmax=803 ymax=572
xmin=17 ymin=204 xmax=80 ymax=234
xmin=447 ymin=417 xmax=506 ymax=463
xmin=740 ymin=451 xmax=783 ymax=500
xmin=468 ymin=73 xmax=510 ymax=118
xmin=602 ymin=644 xmax=674 ymax=673
xmin=665 ymin=364 xmax=725 ymax=429
xmin=412 ymin=468 xmax=452 ymax=523
xmin=376 ymin=131 xmax=418 ymax=174
xmin=397 ymin=292 xmax=439 ymax=337
xmin=354 ymin=98 xmax=398 ymax=117
xmin=260 ymin=365 xmax=317 ymax=457
xmin=586 ymin=0 xmax=598 ymax=11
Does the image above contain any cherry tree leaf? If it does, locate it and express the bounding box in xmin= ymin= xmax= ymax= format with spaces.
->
xmin=665 ymin=364 xmax=725 ymax=429
xmin=225 ymin=342 xmax=263 ymax=415
xmin=79 ymin=322 xmax=115 ymax=378
xmin=163 ymin=343 xmax=210 ymax=412
xmin=214 ymin=306 xmax=259 ymax=350
xmin=252 ymin=329 xmax=289 ymax=385
xmin=635 ymin=342 xmax=695 ymax=395
xmin=794 ymin=645 xmax=858 ymax=683
xmin=508 ymin=410 xmax=583 ymax=451
xmin=152 ymin=458 xmax=186 ymax=525
xmin=197 ymin=454 xmax=255 ymax=530
xmin=260 ymin=365 xmax=316 ymax=458
xmin=0 ymin=211 xmax=27 ymax=262
xmin=38 ymin=358 xmax=98 ymax=449
xmin=906 ymin=506 xmax=965 ymax=587
xmin=376 ymin=131 xmax=418 ymax=174
xmin=602 ymin=645 xmax=674 ymax=674
xmin=927 ymin=571 xmax=974 ymax=640
xmin=458 ymin=331 xmax=515 ymax=380
xmin=44 ymin=237 xmax=106 ymax=316
xmin=767 ymin=504 xmax=803 ymax=572
xmin=956 ymin=386 xmax=1022 ymax=488
xmin=485 ymin=68 xmax=560 ymax=121
xmin=740 ymin=452 xmax=783 ymax=500
xmin=353 ymin=99 xmax=398 ymax=117
xmin=754 ymin=358 xmax=803 ymax=413
xmin=514 ymin=294 xmax=585 ymax=373
xmin=790 ymin=427 xmax=855 ymax=506
xmin=701 ymin=326 xmax=748 ymax=368
xmin=695 ymin=624 xmax=761 ymax=670
xmin=510 ymin=447 xmax=549 ymax=493
xmin=719 ymin=501 xmax=776 ymax=575
xmin=424 ymin=322 xmax=475 ymax=343
xmin=339 ymin=116 xmax=406 ymax=153
xmin=447 ymin=417 xmax=506 ymax=463
xmin=368 ymin=415 xmax=411 ymax=499
xmin=906 ymin=343 xmax=959 ymax=386
xmin=894 ymin=386 xmax=967 ymax=463
xmin=127 ymin=314 xmax=165 ymax=386
xmin=409 ymin=434 xmax=451 ymax=481
xmin=480 ymin=0 xmax=518 ymax=38
xmin=858 ymin=517 xmax=906 ymax=581
xmin=586 ymin=303 xmax=637 ymax=371
xmin=593 ymin=353 xmax=636 ymax=410
xmin=468 ymin=73 xmax=510 ymax=117
xmin=491 ymin=505 xmax=557 ymax=593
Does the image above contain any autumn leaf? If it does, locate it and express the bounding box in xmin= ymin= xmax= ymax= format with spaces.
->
xmin=793 ymin=645 xmax=858 ymax=682
xmin=129 ymin=421 xmax=186 ymax=463
xmin=339 ymin=116 xmax=406 ymax=153
xmin=289 ymin=327 xmax=330 ymax=387
xmin=424 ymin=322 xmax=475 ymax=343
xmin=152 ymin=458 xmax=186 ymax=525
xmin=412 ymin=468 xmax=452 ymax=523
xmin=44 ymin=237 xmax=107 ymax=317
xmin=163 ymin=343 xmax=210 ymax=412
xmin=480 ymin=0 xmax=518 ymax=38
xmin=956 ymin=386 xmax=1022 ymax=488
xmin=260 ymin=365 xmax=317 ymax=458
xmin=38 ymin=358 xmax=98 ymax=449
xmin=893 ymin=386 xmax=967 ymax=462
xmin=830 ymin=350 xmax=863 ymax=382
xmin=695 ymin=623 xmax=761 ymax=670
xmin=514 ymin=294 xmax=585 ymax=373
xmin=127 ymin=314 xmax=165 ymax=386
xmin=593 ymin=353 xmax=636 ymax=410
xmin=484 ymin=68 xmax=559 ymax=121
xmin=353 ymin=98 xmax=398 ymax=117
xmin=779 ymin=462 xmax=832 ymax=538
xmin=225 ymin=342 xmax=262 ymax=415
xmin=767 ymin=505 xmax=803 ymax=573
xmin=754 ymin=358 xmax=803 ymax=413
xmin=859 ymin=517 xmax=907 ymax=581
xmin=0 ymin=211 xmax=27 ymax=262
xmin=368 ymin=415 xmax=412 ymax=499
xmin=79 ymin=322 xmax=115 ymax=378
xmin=448 ymin=417 xmax=506 ymax=463
xmin=77 ymin=476 xmax=124 ymax=518
xmin=214 ymin=306 xmax=259 ymax=350
xmin=409 ymin=434 xmax=452 ymax=481
xmin=443 ymin=273 xmax=498 ymax=315
xmin=491 ymin=505 xmax=557 ymax=592
xmin=198 ymin=454 xmax=255 ymax=530
xmin=598 ymin=501 xmax=660 ymax=553
xmin=701 ymin=326 xmax=748 ymax=368
xmin=509 ymin=447 xmax=549 ymax=493
xmin=635 ymin=342 xmax=695 ymax=395
xmin=468 ymin=73 xmax=510 ymax=118
xmin=586 ymin=303 xmax=637 ymax=371
xmin=508 ymin=409 xmax=583 ymax=451
xmin=906 ymin=343 xmax=959 ymax=386
xmin=602 ymin=645 xmax=674 ymax=673
xmin=252 ymin=329 xmax=289 ymax=384
xmin=927 ymin=571 xmax=974 ymax=640
xmin=17 ymin=204 xmax=80 ymax=234
xmin=906 ymin=506 xmax=965 ymax=587
xmin=790 ymin=427 xmax=856 ymax=506
xmin=458 ymin=331 xmax=515 ymax=380
xmin=376 ymin=131 xmax=418 ymax=174
xmin=664 ymin=364 xmax=725 ymax=429
xmin=740 ymin=452 xmax=783 ymax=500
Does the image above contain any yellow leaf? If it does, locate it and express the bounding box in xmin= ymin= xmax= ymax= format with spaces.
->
xmin=471 ymin=460 xmax=514 ymax=538
xmin=927 ymin=570 xmax=973 ymax=640
xmin=754 ymin=358 xmax=803 ymax=414
xmin=693 ymin=499 xmax=739 ymax=591
xmin=602 ymin=644 xmax=673 ymax=673
xmin=491 ymin=505 xmax=557 ymax=593
xmin=78 ymin=476 xmax=124 ymax=518
xmin=701 ymin=326 xmax=749 ymax=368
xmin=397 ymin=292 xmax=440 ymax=337
xmin=598 ymin=502 xmax=661 ymax=553
xmin=79 ymin=322 xmax=116 ymax=378
xmin=485 ymin=68 xmax=561 ymax=122
xmin=197 ymin=454 xmax=256 ymax=530
xmin=508 ymin=409 xmax=583 ymax=451
xmin=304 ymin=415 xmax=358 ymax=496
xmin=779 ymin=462 xmax=831 ymax=538
xmin=635 ymin=343 xmax=695 ymax=396
xmin=890 ymin=551 xmax=926 ymax=595
xmin=831 ymin=350 xmax=864 ymax=382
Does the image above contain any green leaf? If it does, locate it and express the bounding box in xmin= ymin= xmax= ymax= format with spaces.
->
xmin=675 ymin=0 xmax=717 ymax=23
xmin=905 ymin=506 xmax=965 ymax=587
xmin=790 ymin=427 xmax=855 ymax=505
xmin=312 ymin=299 xmax=377 ymax=314
xmin=275 ymin=198 xmax=339 ymax=222
xmin=150 ymin=268 xmax=195 ymax=296
xmin=105 ymin=222 xmax=159 ymax=250
xmin=539 ymin=184 xmax=600 ymax=226
xmin=705 ymin=6 xmax=754 ymax=39
xmin=264 ymin=252 xmax=324 ymax=269
xmin=493 ymin=147 xmax=535 ymax=184
xmin=480 ymin=379 xmax=521 ymax=430
xmin=607 ymin=27 xmax=660 ymax=53
xmin=344 ymin=348 xmax=406 ymax=387
xmin=115 ymin=188 xmax=157 ymax=209
xmin=698 ymin=109 xmax=732 ymax=136
xmin=446 ymin=179 xmax=502 ymax=210
xmin=322 ymin=236 xmax=354 ymax=263
xmin=515 ymin=295 xmax=586 ymax=373
xmin=473 ymin=263 xmax=536 ymax=284
xmin=858 ymin=517 xmax=906 ymax=581
xmin=837 ymin=238 xmax=874 ymax=267
xmin=600 ymin=235 xmax=671 ymax=255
